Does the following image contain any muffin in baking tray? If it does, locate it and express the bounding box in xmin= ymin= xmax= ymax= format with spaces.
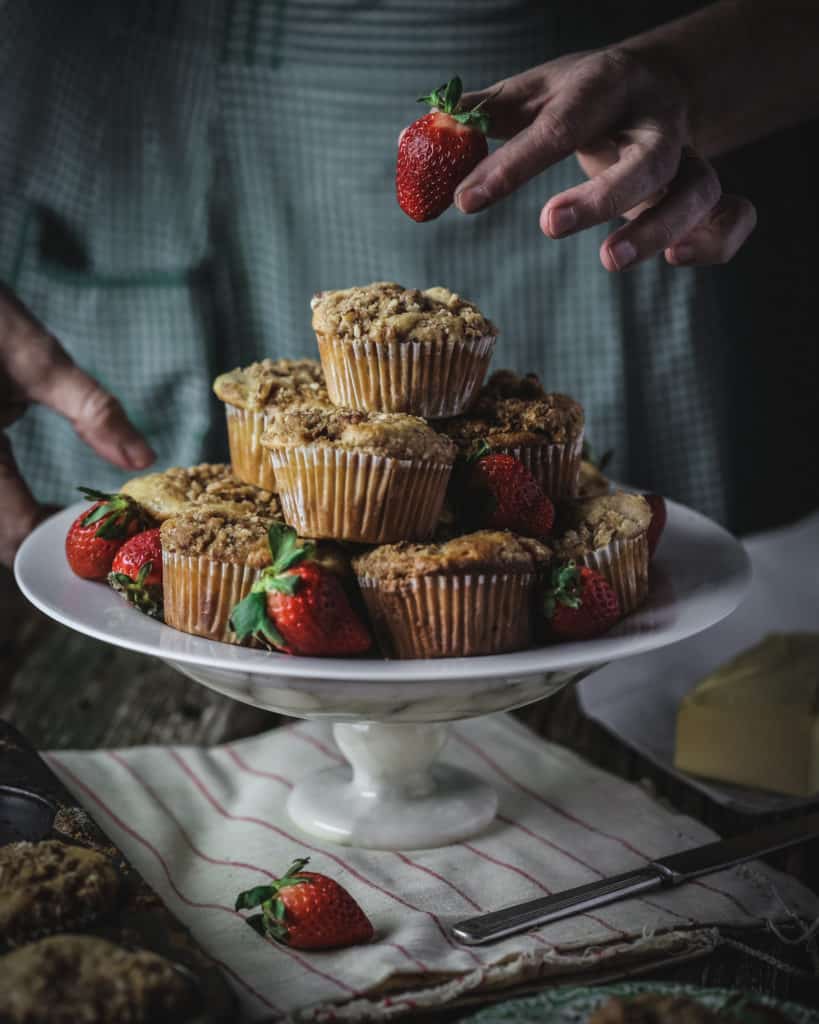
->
xmin=0 ymin=840 xmax=120 ymax=949
xmin=121 ymin=462 xmax=278 ymax=523
xmin=213 ymin=357 xmax=328 ymax=490
xmin=553 ymin=491 xmax=651 ymax=614
xmin=261 ymin=403 xmax=456 ymax=544
xmin=0 ymin=935 xmax=199 ymax=1024
xmin=160 ymin=502 xmax=348 ymax=643
xmin=441 ymin=369 xmax=585 ymax=499
xmin=353 ymin=530 xmax=551 ymax=658
xmin=311 ymin=281 xmax=496 ymax=417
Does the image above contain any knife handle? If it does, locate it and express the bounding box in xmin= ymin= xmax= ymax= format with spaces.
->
xmin=451 ymin=867 xmax=666 ymax=945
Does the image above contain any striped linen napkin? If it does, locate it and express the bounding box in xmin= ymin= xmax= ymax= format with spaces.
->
xmin=47 ymin=714 xmax=818 ymax=1022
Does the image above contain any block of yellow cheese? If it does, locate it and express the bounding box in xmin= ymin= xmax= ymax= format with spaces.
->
xmin=675 ymin=633 xmax=819 ymax=797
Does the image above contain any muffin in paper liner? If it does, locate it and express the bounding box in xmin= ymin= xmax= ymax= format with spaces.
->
xmin=225 ymin=405 xmax=277 ymax=492
xmin=357 ymin=571 xmax=537 ymax=659
xmin=267 ymin=445 xmax=452 ymax=544
xmin=478 ymin=433 xmax=584 ymax=500
xmin=577 ymin=533 xmax=649 ymax=615
xmin=316 ymin=333 xmax=495 ymax=418
xmin=162 ymin=551 xmax=261 ymax=644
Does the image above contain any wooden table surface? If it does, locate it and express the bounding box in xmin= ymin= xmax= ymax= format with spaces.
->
xmin=3 ymin=566 xmax=818 ymax=1016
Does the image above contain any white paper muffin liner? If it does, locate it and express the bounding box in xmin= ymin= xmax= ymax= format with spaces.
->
xmin=224 ymin=405 xmax=277 ymax=492
xmin=492 ymin=433 xmax=584 ymax=500
xmin=316 ymin=333 xmax=495 ymax=418
xmin=357 ymin=571 xmax=536 ymax=659
xmin=267 ymin=445 xmax=452 ymax=544
xmin=162 ymin=551 xmax=261 ymax=644
xmin=577 ymin=533 xmax=649 ymax=615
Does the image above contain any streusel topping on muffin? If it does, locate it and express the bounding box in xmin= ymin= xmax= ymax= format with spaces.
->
xmin=161 ymin=503 xmax=350 ymax=576
xmin=555 ymin=492 xmax=651 ymax=556
xmin=443 ymin=374 xmax=584 ymax=448
xmin=353 ymin=530 xmax=551 ymax=582
xmin=213 ymin=358 xmax=326 ymax=410
xmin=0 ymin=935 xmax=197 ymax=1023
xmin=160 ymin=505 xmax=278 ymax=566
xmin=262 ymin=405 xmax=457 ymax=462
xmin=311 ymin=282 xmax=496 ymax=345
xmin=122 ymin=463 xmax=279 ymax=522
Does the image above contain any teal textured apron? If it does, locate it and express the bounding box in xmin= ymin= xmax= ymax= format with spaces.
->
xmin=2 ymin=1 xmax=816 ymax=532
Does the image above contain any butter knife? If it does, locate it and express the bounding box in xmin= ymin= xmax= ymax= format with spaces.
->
xmin=451 ymin=811 xmax=819 ymax=945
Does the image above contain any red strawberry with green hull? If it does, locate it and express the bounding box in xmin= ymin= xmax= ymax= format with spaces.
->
xmin=65 ymin=488 xmax=145 ymax=580
xmin=545 ymin=561 xmax=621 ymax=640
xmin=397 ymin=75 xmax=489 ymax=222
xmin=230 ymin=523 xmax=371 ymax=656
xmin=463 ymin=443 xmax=555 ymax=539
xmin=107 ymin=528 xmax=163 ymax=620
xmin=235 ymin=857 xmax=374 ymax=951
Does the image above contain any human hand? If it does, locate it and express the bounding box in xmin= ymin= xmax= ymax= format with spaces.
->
xmin=0 ymin=283 xmax=155 ymax=567
xmin=454 ymin=49 xmax=757 ymax=270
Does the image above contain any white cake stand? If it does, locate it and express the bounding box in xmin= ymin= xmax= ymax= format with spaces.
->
xmin=15 ymin=499 xmax=749 ymax=850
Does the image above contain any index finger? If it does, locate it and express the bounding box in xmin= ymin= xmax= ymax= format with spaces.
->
xmin=455 ymin=72 xmax=626 ymax=214
xmin=31 ymin=358 xmax=155 ymax=471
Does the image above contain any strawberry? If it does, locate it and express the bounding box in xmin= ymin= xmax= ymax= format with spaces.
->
xmin=110 ymin=528 xmax=162 ymax=585
xmin=235 ymin=857 xmax=374 ymax=951
xmin=229 ymin=523 xmax=371 ymax=656
xmin=107 ymin=528 xmax=163 ymax=620
xmin=463 ymin=443 xmax=554 ymax=538
xmin=396 ymin=75 xmax=489 ymax=222
xmin=645 ymin=493 xmax=667 ymax=559
xmin=544 ymin=561 xmax=621 ymax=640
xmin=65 ymin=488 xmax=145 ymax=580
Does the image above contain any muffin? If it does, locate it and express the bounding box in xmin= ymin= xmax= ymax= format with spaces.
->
xmin=261 ymin=404 xmax=456 ymax=543
xmin=442 ymin=370 xmax=585 ymax=499
xmin=160 ymin=504 xmax=276 ymax=643
xmin=554 ymin=491 xmax=651 ymax=613
xmin=311 ymin=282 xmax=497 ymax=417
xmin=121 ymin=462 xmax=278 ymax=523
xmin=0 ymin=935 xmax=198 ymax=1024
xmin=353 ymin=530 xmax=551 ymax=658
xmin=160 ymin=503 xmax=349 ymax=643
xmin=0 ymin=841 xmax=120 ymax=949
xmin=213 ymin=358 xmax=327 ymax=490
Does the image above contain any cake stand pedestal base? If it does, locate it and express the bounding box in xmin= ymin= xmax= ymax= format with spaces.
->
xmin=286 ymin=721 xmax=498 ymax=850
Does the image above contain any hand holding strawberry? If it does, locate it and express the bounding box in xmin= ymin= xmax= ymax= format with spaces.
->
xmin=397 ymin=75 xmax=489 ymax=222
xmin=545 ymin=561 xmax=621 ymax=640
xmin=108 ymin=527 xmax=163 ymax=620
xmin=65 ymin=488 xmax=145 ymax=580
xmin=235 ymin=857 xmax=374 ymax=951
xmin=462 ymin=443 xmax=554 ymax=539
xmin=230 ymin=523 xmax=371 ymax=656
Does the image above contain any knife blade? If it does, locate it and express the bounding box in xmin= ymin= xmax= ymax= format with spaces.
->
xmin=451 ymin=810 xmax=819 ymax=945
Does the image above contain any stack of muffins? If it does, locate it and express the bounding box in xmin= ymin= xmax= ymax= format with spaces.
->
xmin=143 ymin=282 xmax=652 ymax=658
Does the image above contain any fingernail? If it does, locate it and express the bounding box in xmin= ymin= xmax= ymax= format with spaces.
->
xmin=455 ymin=185 xmax=489 ymax=214
xmin=609 ymin=240 xmax=637 ymax=270
xmin=548 ymin=205 xmax=577 ymax=237
xmin=122 ymin=441 xmax=155 ymax=469
xmin=670 ymin=244 xmax=694 ymax=264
